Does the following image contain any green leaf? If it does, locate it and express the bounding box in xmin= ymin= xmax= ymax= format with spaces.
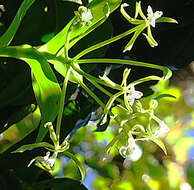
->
xmin=12 ymin=142 xmax=54 ymax=153
xmin=5 ymin=104 xmax=36 ymax=128
xmin=39 ymin=0 xmax=122 ymax=54
xmin=150 ymin=137 xmax=167 ymax=155
xmin=63 ymin=151 xmax=85 ymax=181
xmin=0 ymin=0 xmax=36 ymax=47
xmin=25 ymin=56 xmax=61 ymax=142
xmin=0 ymin=107 xmax=41 ymax=154
xmin=0 ymin=46 xmax=62 ymax=142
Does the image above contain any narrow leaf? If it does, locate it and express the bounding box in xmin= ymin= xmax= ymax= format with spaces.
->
xmin=39 ymin=0 xmax=122 ymax=54
xmin=22 ymin=53 xmax=61 ymax=142
xmin=0 ymin=107 xmax=41 ymax=154
xmin=0 ymin=0 xmax=36 ymax=47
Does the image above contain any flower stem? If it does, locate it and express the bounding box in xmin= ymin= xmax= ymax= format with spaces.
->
xmin=75 ymin=58 xmax=171 ymax=80
xmin=80 ymin=81 xmax=105 ymax=109
xmin=73 ymin=25 xmax=142 ymax=60
xmin=56 ymin=66 xmax=71 ymax=141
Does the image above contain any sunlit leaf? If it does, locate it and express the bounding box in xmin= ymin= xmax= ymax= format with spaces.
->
xmin=0 ymin=107 xmax=41 ymax=154
xmin=39 ymin=0 xmax=122 ymax=54
xmin=24 ymin=56 xmax=61 ymax=142
xmin=0 ymin=46 xmax=61 ymax=142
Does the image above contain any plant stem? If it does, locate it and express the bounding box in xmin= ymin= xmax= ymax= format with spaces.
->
xmin=80 ymin=81 xmax=105 ymax=109
xmin=56 ymin=66 xmax=71 ymax=141
xmin=73 ymin=25 xmax=142 ymax=60
xmin=88 ymin=79 xmax=124 ymax=105
xmin=75 ymin=58 xmax=163 ymax=71
xmin=75 ymin=58 xmax=172 ymax=80
xmin=70 ymin=63 xmax=118 ymax=89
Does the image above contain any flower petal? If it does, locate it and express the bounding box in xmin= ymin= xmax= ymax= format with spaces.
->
xmin=123 ymin=27 xmax=145 ymax=52
xmin=142 ymin=25 xmax=158 ymax=47
xmin=120 ymin=3 xmax=144 ymax=25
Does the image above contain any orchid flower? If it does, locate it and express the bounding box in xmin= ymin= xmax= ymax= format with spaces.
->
xmin=28 ymin=151 xmax=58 ymax=170
xmin=120 ymin=2 xmax=177 ymax=52
xmin=100 ymin=68 xmax=143 ymax=116
xmin=119 ymin=137 xmax=136 ymax=158
xmin=74 ymin=6 xmax=93 ymax=27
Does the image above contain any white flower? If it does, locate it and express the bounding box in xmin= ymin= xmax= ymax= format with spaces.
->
xmin=119 ymin=137 xmax=136 ymax=158
xmin=146 ymin=5 xmax=163 ymax=27
xmin=28 ymin=151 xmax=58 ymax=170
xmin=75 ymin=6 xmax=93 ymax=27
xmin=44 ymin=152 xmax=58 ymax=168
xmin=154 ymin=121 xmax=169 ymax=137
xmin=127 ymin=86 xmax=143 ymax=106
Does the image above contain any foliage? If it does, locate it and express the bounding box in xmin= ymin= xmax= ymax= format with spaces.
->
xmin=0 ymin=0 xmax=193 ymax=189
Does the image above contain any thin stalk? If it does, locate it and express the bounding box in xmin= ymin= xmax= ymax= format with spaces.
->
xmin=63 ymin=18 xmax=76 ymax=59
xmin=70 ymin=63 xmax=120 ymax=90
xmin=75 ymin=58 xmax=166 ymax=71
xmin=75 ymin=58 xmax=171 ymax=80
xmin=88 ymin=79 xmax=123 ymax=105
xmin=80 ymin=81 xmax=105 ymax=109
xmin=88 ymin=79 xmax=113 ymax=97
xmin=56 ymin=66 xmax=71 ymax=141
xmin=72 ymin=25 xmax=142 ymax=60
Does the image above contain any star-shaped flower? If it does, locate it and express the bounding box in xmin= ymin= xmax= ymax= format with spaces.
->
xmin=74 ymin=6 xmax=93 ymax=27
xmin=28 ymin=151 xmax=58 ymax=170
xmin=100 ymin=68 xmax=143 ymax=115
xmin=120 ymin=1 xmax=177 ymax=52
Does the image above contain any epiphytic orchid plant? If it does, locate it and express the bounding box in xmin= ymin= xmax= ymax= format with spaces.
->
xmin=0 ymin=0 xmax=177 ymax=180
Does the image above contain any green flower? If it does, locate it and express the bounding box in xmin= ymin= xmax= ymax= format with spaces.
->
xmin=120 ymin=2 xmax=178 ymax=52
